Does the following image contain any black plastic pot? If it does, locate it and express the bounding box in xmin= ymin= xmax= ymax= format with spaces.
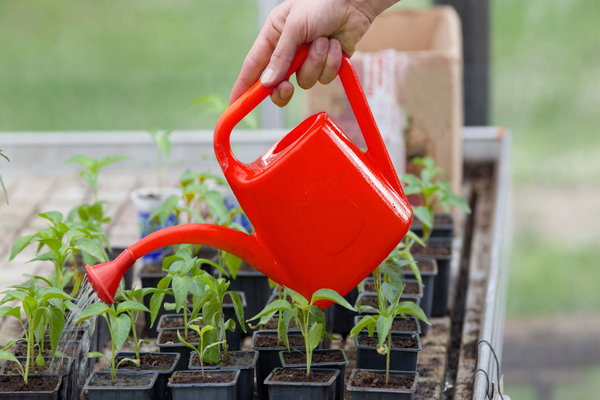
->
xmin=354 ymin=315 xmax=421 ymax=338
xmin=412 ymin=237 xmax=453 ymax=317
xmin=223 ymin=262 xmax=271 ymax=335
xmin=410 ymin=213 xmax=455 ymax=238
xmin=168 ymin=369 xmax=239 ymax=400
xmin=189 ymin=350 xmax=258 ymax=400
xmin=1 ymin=356 xmax=72 ymax=400
xmin=354 ymin=332 xmax=421 ymax=372
xmin=139 ymin=263 xmax=171 ymax=338
xmin=264 ymin=367 xmax=339 ymax=400
xmin=402 ymin=258 xmax=438 ymax=335
xmin=84 ymin=371 xmax=158 ymax=400
xmin=332 ymin=287 xmax=358 ymax=338
xmin=346 ymin=369 xmax=418 ymax=400
xmin=156 ymin=328 xmax=197 ymax=371
xmin=355 ymin=292 xmax=421 ymax=315
xmin=279 ymin=349 xmax=348 ymax=400
xmin=0 ymin=374 xmax=62 ymax=400
xmin=114 ymin=352 xmax=180 ymax=400
xmin=250 ymin=330 xmax=306 ymax=400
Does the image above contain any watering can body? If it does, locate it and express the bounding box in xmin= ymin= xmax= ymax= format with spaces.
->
xmin=86 ymin=45 xmax=412 ymax=306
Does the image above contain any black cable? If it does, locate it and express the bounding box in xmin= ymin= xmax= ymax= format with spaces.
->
xmin=476 ymin=339 xmax=504 ymax=400
xmin=472 ymin=369 xmax=492 ymax=400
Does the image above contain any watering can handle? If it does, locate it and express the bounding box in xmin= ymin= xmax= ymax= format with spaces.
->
xmin=215 ymin=44 xmax=403 ymax=194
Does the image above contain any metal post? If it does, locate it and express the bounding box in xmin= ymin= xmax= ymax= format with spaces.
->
xmin=258 ymin=0 xmax=284 ymax=129
xmin=435 ymin=0 xmax=489 ymax=125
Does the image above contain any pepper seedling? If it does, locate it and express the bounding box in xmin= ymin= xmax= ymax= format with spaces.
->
xmin=66 ymin=154 xmax=129 ymax=204
xmin=248 ymin=288 xmax=354 ymax=377
xmin=177 ymin=322 xmax=224 ymax=379
xmin=0 ymin=279 xmax=72 ymax=383
xmin=113 ymin=285 xmax=156 ymax=361
xmin=400 ymin=156 xmax=471 ymax=242
xmin=352 ymin=280 xmax=430 ymax=385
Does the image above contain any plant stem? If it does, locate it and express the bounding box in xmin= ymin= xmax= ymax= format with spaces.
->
xmin=131 ymin=311 xmax=140 ymax=360
xmin=24 ymin=323 xmax=32 ymax=385
xmin=386 ymin=330 xmax=391 ymax=385
xmin=220 ymin=310 xmax=227 ymax=358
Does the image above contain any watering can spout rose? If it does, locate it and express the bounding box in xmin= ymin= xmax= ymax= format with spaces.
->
xmin=86 ymin=44 xmax=413 ymax=307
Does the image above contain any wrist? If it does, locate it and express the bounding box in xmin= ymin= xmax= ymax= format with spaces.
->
xmin=348 ymin=0 xmax=400 ymax=21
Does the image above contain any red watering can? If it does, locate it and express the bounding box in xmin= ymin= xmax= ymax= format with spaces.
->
xmin=86 ymin=45 xmax=412 ymax=307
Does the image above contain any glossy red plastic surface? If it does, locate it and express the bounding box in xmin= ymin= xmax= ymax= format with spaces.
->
xmin=86 ymin=44 xmax=412 ymax=307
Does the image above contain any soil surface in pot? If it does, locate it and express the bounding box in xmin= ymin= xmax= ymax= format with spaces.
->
xmin=190 ymin=351 xmax=254 ymax=367
xmin=258 ymin=317 xmax=300 ymax=330
xmin=0 ymin=375 xmax=60 ymax=392
xmin=282 ymin=351 xmax=344 ymax=365
xmin=159 ymin=317 xmax=203 ymax=330
xmin=3 ymin=358 xmax=68 ymax=375
xmin=363 ymin=281 xmax=421 ymax=294
xmin=170 ymin=371 xmax=235 ymax=384
xmin=253 ymin=335 xmax=305 ymax=348
xmin=87 ymin=373 xmax=154 ymax=387
xmin=158 ymin=330 xmax=200 ymax=345
xmin=15 ymin=341 xmax=79 ymax=358
xmin=412 ymin=243 xmax=451 ymax=256
xmin=117 ymin=353 xmax=176 ymax=371
xmin=350 ymin=370 xmax=415 ymax=389
xmin=140 ymin=263 xmax=165 ymax=274
xmin=269 ymin=368 xmax=335 ymax=383
xmin=360 ymin=296 xmax=416 ymax=308
xmin=404 ymin=260 xmax=436 ymax=273
xmin=357 ymin=336 xmax=419 ymax=349
xmin=357 ymin=318 xmax=418 ymax=332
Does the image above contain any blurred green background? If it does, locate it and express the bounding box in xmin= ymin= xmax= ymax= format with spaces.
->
xmin=0 ymin=0 xmax=598 ymax=398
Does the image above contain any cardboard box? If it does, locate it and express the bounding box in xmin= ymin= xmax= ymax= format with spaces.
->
xmin=304 ymin=6 xmax=463 ymax=199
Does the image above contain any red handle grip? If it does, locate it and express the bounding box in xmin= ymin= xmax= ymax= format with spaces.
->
xmin=214 ymin=44 xmax=402 ymax=194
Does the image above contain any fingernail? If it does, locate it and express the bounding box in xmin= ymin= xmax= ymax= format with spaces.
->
xmin=262 ymin=67 xmax=275 ymax=84
xmin=316 ymin=37 xmax=328 ymax=54
xmin=280 ymin=87 xmax=293 ymax=100
xmin=330 ymin=39 xmax=340 ymax=53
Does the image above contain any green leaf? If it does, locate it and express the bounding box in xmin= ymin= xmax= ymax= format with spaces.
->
xmin=74 ymin=237 xmax=107 ymax=263
xmin=227 ymin=291 xmax=246 ymax=333
xmin=225 ymin=253 xmax=242 ymax=279
xmin=110 ymin=313 xmax=131 ymax=351
xmin=46 ymin=307 xmax=65 ymax=356
xmin=86 ymin=351 xmax=107 ymax=360
xmin=204 ymin=191 xmax=228 ymax=221
xmin=116 ymin=357 xmax=139 ymax=369
xmin=223 ymin=318 xmax=236 ymax=332
xmin=38 ymin=211 xmax=63 ymax=226
xmin=10 ymin=235 xmax=34 ymax=261
xmin=176 ymin=330 xmax=198 ymax=352
xmin=285 ymin=288 xmax=308 ymax=307
xmin=350 ymin=316 xmax=377 ymax=337
xmin=66 ymin=155 xmax=95 ymax=169
xmin=96 ymin=155 xmax=129 ymax=168
xmin=311 ymin=288 xmax=354 ymax=311
xmin=307 ymin=323 xmax=323 ymax=351
xmin=0 ymin=306 xmax=21 ymax=320
xmin=0 ymin=349 xmax=19 ymax=364
xmin=412 ymin=206 xmax=433 ymax=229
xmin=77 ymin=303 xmax=110 ymax=323
xmin=38 ymin=287 xmax=72 ymax=302
xmin=396 ymin=302 xmax=430 ymax=325
xmin=381 ymin=282 xmax=403 ymax=306
xmin=246 ymin=299 xmax=292 ymax=322
xmin=376 ymin=314 xmax=395 ymax=347
xmin=404 ymin=230 xmax=426 ymax=247
xmin=116 ymin=301 xmax=150 ymax=315
xmin=172 ymin=275 xmax=190 ymax=313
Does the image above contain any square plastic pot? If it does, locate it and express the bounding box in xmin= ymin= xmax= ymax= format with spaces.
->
xmin=410 ymin=213 xmax=455 ymax=239
xmin=250 ymin=330 xmax=306 ymax=400
xmin=354 ymin=331 xmax=421 ymax=372
xmin=279 ymin=349 xmax=348 ymax=400
xmin=114 ymin=352 xmax=180 ymax=400
xmin=355 ymin=292 xmax=421 ymax=315
xmin=346 ymin=369 xmax=418 ymax=400
xmin=353 ymin=315 xmax=421 ymax=338
xmin=403 ymin=258 xmax=438 ymax=335
xmin=264 ymin=367 xmax=339 ymax=400
xmin=168 ymin=369 xmax=239 ymax=400
xmin=0 ymin=374 xmax=62 ymax=400
xmin=84 ymin=371 xmax=158 ymax=400
xmin=413 ymin=237 xmax=453 ymax=317
xmin=188 ymin=350 xmax=258 ymax=400
xmin=1 ymin=357 xmax=72 ymax=400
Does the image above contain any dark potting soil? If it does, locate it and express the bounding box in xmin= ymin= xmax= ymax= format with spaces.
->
xmin=357 ymin=335 xmax=419 ymax=349
xmin=140 ymin=263 xmax=165 ymax=274
xmin=360 ymin=296 xmax=416 ymax=309
xmin=159 ymin=317 xmax=203 ymax=330
xmin=15 ymin=342 xmax=79 ymax=357
xmin=403 ymin=260 xmax=436 ymax=273
xmin=253 ymin=335 xmax=305 ymax=348
xmin=282 ymin=351 xmax=344 ymax=365
xmin=258 ymin=317 xmax=300 ymax=330
xmin=190 ymin=351 xmax=254 ymax=367
xmin=3 ymin=358 xmax=68 ymax=375
xmin=350 ymin=370 xmax=415 ymax=390
xmin=363 ymin=281 xmax=420 ymax=294
xmin=358 ymin=318 xmax=418 ymax=332
xmin=158 ymin=330 xmax=201 ymax=345
xmin=268 ymin=368 xmax=335 ymax=383
xmin=117 ymin=353 xmax=176 ymax=371
xmin=87 ymin=373 xmax=154 ymax=387
xmin=169 ymin=371 xmax=236 ymax=384
xmin=412 ymin=243 xmax=451 ymax=256
xmin=415 ymin=381 xmax=440 ymax=399
xmin=0 ymin=375 xmax=60 ymax=392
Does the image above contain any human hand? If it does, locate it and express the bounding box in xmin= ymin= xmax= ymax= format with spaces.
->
xmin=229 ymin=0 xmax=399 ymax=107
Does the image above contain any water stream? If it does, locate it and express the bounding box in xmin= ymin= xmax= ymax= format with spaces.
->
xmin=49 ymin=276 xmax=102 ymax=400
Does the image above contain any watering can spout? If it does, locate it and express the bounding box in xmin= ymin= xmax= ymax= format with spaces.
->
xmin=86 ymin=224 xmax=280 ymax=304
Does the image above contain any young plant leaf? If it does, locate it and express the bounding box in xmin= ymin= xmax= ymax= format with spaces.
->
xmin=311 ymin=288 xmax=354 ymax=311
